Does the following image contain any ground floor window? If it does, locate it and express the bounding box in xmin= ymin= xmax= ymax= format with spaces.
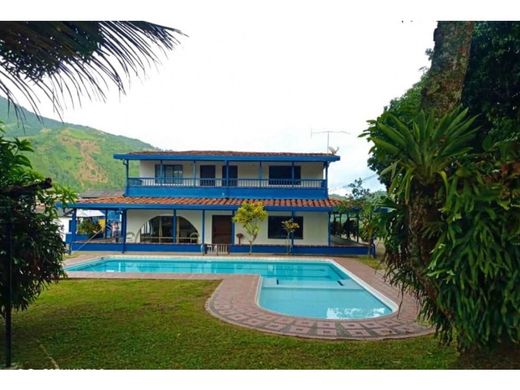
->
xmin=138 ymin=215 xmax=198 ymax=243
xmin=267 ymin=216 xmax=303 ymax=239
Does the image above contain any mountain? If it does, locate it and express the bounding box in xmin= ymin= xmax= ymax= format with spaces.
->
xmin=0 ymin=96 xmax=157 ymax=192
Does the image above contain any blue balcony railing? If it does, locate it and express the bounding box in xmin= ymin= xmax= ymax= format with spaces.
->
xmin=128 ymin=177 xmax=325 ymax=188
xmin=126 ymin=177 xmax=328 ymax=199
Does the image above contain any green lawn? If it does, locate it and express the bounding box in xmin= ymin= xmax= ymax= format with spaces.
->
xmin=1 ymin=279 xmax=518 ymax=369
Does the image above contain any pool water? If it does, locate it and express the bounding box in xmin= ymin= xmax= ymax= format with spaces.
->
xmin=66 ymin=257 xmax=394 ymax=320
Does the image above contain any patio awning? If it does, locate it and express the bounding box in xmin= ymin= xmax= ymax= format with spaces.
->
xmin=76 ymin=209 xmax=106 ymax=218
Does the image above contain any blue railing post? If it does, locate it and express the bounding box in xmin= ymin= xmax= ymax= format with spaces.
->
xmin=258 ymin=161 xmax=263 ymax=187
xmin=291 ymin=162 xmax=295 ymax=188
xmin=69 ymin=209 xmax=77 ymax=254
xmin=104 ymin=209 xmax=109 ymax=239
xmin=325 ymin=162 xmax=330 ymax=195
xmin=124 ymin=160 xmax=129 ymax=195
xmin=160 ymin=159 xmax=164 ymax=186
xmin=192 ymin=161 xmax=196 ymax=186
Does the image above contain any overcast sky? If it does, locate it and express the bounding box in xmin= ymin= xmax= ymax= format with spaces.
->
xmin=5 ymin=2 xmax=438 ymax=194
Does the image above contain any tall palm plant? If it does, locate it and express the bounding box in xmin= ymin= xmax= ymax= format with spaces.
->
xmin=372 ymin=108 xmax=478 ymax=203
xmin=365 ymin=108 xmax=480 ymax=341
xmin=0 ymin=21 xmax=184 ymax=117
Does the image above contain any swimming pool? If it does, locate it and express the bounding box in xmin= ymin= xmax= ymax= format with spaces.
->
xmin=66 ymin=257 xmax=395 ymax=320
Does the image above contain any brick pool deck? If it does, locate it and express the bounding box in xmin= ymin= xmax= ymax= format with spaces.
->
xmin=65 ymin=253 xmax=433 ymax=340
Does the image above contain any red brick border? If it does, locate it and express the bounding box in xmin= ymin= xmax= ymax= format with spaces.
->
xmin=65 ymin=254 xmax=433 ymax=340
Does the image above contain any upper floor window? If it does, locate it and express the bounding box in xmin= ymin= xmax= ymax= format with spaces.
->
xmin=155 ymin=164 xmax=183 ymax=184
xmin=222 ymin=165 xmax=238 ymax=187
xmin=268 ymin=165 xmax=301 ymax=185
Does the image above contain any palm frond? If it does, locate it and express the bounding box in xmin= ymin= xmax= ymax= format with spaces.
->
xmin=0 ymin=21 xmax=185 ymax=121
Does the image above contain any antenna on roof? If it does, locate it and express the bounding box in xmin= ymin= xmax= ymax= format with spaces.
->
xmin=311 ymin=129 xmax=349 ymax=153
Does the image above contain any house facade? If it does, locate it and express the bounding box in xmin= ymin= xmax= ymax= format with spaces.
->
xmin=66 ymin=150 xmax=371 ymax=255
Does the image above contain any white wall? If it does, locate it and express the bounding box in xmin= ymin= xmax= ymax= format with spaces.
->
xmin=234 ymin=211 xmax=329 ymax=245
xmin=138 ymin=160 xmax=325 ymax=181
xmin=126 ymin=209 xmax=329 ymax=245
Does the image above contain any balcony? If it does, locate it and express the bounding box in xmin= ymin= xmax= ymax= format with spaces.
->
xmin=125 ymin=177 xmax=328 ymax=199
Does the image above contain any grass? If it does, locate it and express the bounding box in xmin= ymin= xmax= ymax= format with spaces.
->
xmin=355 ymin=255 xmax=384 ymax=270
xmin=1 ymin=279 xmax=518 ymax=369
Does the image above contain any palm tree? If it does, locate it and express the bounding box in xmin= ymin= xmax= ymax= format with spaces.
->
xmin=0 ymin=21 xmax=185 ymax=117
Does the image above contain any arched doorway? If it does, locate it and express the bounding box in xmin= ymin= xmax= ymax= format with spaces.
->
xmin=138 ymin=216 xmax=198 ymax=243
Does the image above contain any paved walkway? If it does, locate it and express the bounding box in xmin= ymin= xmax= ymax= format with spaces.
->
xmin=65 ymin=253 xmax=433 ymax=340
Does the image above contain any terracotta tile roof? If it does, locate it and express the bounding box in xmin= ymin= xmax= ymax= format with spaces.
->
xmin=124 ymin=150 xmax=334 ymax=158
xmin=75 ymin=196 xmax=342 ymax=209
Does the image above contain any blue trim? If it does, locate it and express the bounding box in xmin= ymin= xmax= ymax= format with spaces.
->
xmin=125 ymin=185 xmax=327 ymax=199
xmin=230 ymin=245 xmax=372 ymax=256
xmin=70 ymin=209 xmax=77 ymax=246
xmin=69 ymin=241 xmax=374 ymax=256
xmin=71 ymin=242 xmax=123 ymax=251
xmin=104 ymin=209 xmax=109 ymax=238
xmin=114 ymin=154 xmax=340 ymax=163
xmin=124 ymin=160 xmax=129 ymax=196
xmin=325 ymin=162 xmax=329 ymax=196
xmin=70 ymin=242 xmax=201 ymax=252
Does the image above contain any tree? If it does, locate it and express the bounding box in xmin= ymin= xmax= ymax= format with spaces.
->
xmin=364 ymin=107 xmax=519 ymax=351
xmin=233 ymin=201 xmax=267 ymax=255
xmin=0 ymin=21 xmax=184 ymax=118
xmin=363 ymin=21 xmax=520 ymax=354
xmin=461 ymin=22 xmax=520 ymax=158
xmin=421 ymin=21 xmax=474 ymax=116
xmin=281 ymin=218 xmax=299 ymax=254
xmin=77 ymin=219 xmax=102 ymax=237
xmin=0 ymin=21 xmax=181 ymax=366
xmin=364 ymin=75 xmax=426 ymax=179
xmin=1 ymin=127 xmax=75 ymax=315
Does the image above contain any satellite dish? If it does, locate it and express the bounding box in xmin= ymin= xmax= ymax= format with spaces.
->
xmin=328 ymin=146 xmax=340 ymax=155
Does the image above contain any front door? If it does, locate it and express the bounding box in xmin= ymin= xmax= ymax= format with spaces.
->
xmin=200 ymin=165 xmax=216 ymax=186
xmin=212 ymin=215 xmax=232 ymax=244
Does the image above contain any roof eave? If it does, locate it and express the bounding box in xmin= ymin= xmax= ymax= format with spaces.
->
xmin=113 ymin=153 xmax=340 ymax=163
